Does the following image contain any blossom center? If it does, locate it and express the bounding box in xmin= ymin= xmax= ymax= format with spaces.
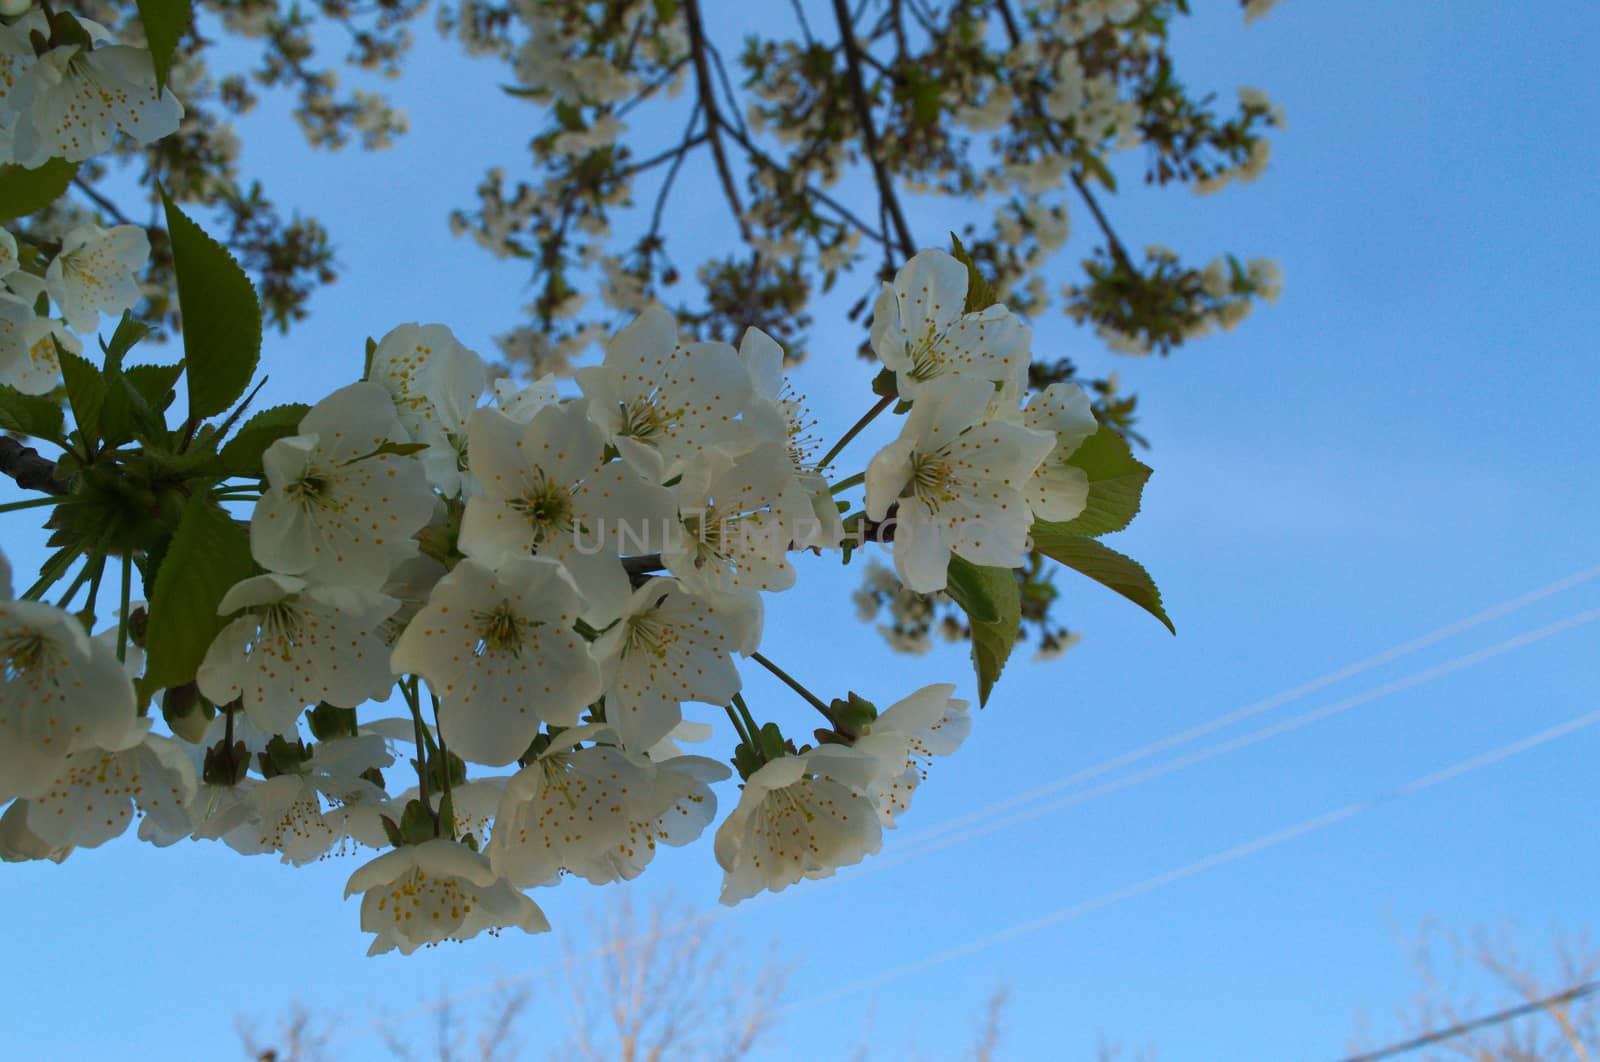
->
xmin=1 ymin=627 xmax=53 ymax=681
xmin=474 ymin=605 xmax=531 ymax=656
xmin=508 ymin=475 xmax=574 ymax=541
xmin=907 ymin=450 xmax=958 ymax=511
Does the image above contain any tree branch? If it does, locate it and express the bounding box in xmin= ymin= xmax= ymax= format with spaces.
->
xmin=829 ymin=0 xmax=917 ymax=258
xmin=0 ymin=436 xmax=66 ymax=496
xmin=994 ymin=0 xmax=1136 ymax=273
xmin=682 ymin=0 xmax=749 ymax=240
xmin=72 ymin=177 xmax=136 ymax=227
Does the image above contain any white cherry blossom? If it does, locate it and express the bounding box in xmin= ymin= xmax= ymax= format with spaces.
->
xmin=492 ymin=374 xmax=560 ymax=423
xmin=0 ymin=227 xmax=17 ymax=281
xmin=44 ymin=223 xmax=149 ymax=333
xmin=196 ymin=574 xmax=400 ymax=735
xmin=390 ymin=557 xmax=602 ymax=766
xmin=459 ymin=403 xmax=673 ymax=625
xmin=488 ymin=725 xmax=729 ymax=887
xmin=199 ymin=735 xmax=392 ymax=864
xmin=736 ymin=326 xmax=845 ymax=549
xmin=367 ymin=323 xmax=487 ymax=495
xmin=252 ymin=382 xmax=435 ymax=589
xmin=575 ymin=304 xmax=753 ymax=482
xmin=864 ymin=376 xmax=1054 ymax=592
xmin=0 ymin=292 xmax=79 ymax=395
xmin=1 ymin=599 xmax=140 ymax=801
xmin=870 ymin=248 xmax=1030 ymax=400
xmin=8 ymin=37 xmax=183 ymax=167
xmin=852 ymin=684 xmax=971 ymax=827
xmin=20 ymin=730 xmax=196 ymax=850
xmin=662 ymin=443 xmax=805 ymax=598
xmin=715 ymin=745 xmax=883 ymax=905
xmin=344 ymin=839 xmax=550 ymax=955
xmin=0 ymin=800 xmax=72 ymax=863
xmin=1015 ymin=383 xmax=1098 ymax=521
xmin=590 ymin=578 xmax=755 ymax=753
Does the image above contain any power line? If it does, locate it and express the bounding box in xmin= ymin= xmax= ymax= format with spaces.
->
xmin=1337 ymin=980 xmax=1600 ymax=1062
xmin=376 ymin=568 xmax=1600 ymax=1029
xmin=872 ymin=608 xmax=1600 ymax=872
xmin=776 ymin=705 xmax=1600 ymax=1016
xmin=899 ymin=563 xmax=1600 ymax=850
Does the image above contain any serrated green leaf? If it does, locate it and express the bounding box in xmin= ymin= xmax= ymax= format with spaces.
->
xmin=138 ymin=495 xmax=254 ymax=702
xmin=122 ymin=363 xmax=184 ymax=413
xmin=216 ymin=403 xmax=309 ymax=477
xmin=0 ymin=159 xmax=79 ymax=221
xmin=57 ymin=347 xmax=106 ymax=448
xmin=99 ymin=370 xmax=154 ymax=447
xmin=945 ymin=558 xmax=1019 ymax=706
xmin=949 ymin=233 xmax=999 ymax=313
xmin=160 ymin=190 xmax=262 ymax=422
xmin=134 ymin=0 xmax=190 ymax=94
xmin=945 ymin=555 xmax=1001 ymax=624
xmin=0 ymin=385 xmax=65 ymax=440
xmin=100 ymin=312 xmax=152 ymax=372
xmin=1034 ymin=424 xmax=1152 ymax=538
xmin=1033 ymin=533 xmax=1174 ymax=634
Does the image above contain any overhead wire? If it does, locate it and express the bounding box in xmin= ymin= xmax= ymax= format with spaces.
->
xmin=777 ymin=705 xmax=1600 ymax=1016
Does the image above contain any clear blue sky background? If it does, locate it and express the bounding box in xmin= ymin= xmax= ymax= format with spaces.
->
xmin=3 ymin=1 xmax=1598 ymax=1058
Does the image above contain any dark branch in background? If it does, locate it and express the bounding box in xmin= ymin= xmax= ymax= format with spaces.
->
xmin=682 ymin=0 xmax=749 ymax=240
xmin=1337 ymin=979 xmax=1600 ymax=1062
xmin=0 ymin=438 xmax=66 ymax=496
xmin=995 ymin=0 xmax=1136 ymax=273
xmin=717 ymin=123 xmax=889 ymax=247
xmin=72 ymin=177 xmax=137 ymax=227
xmin=830 ymin=0 xmax=917 ymax=259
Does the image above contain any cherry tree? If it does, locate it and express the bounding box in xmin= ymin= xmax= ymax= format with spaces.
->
xmin=0 ymin=0 xmax=1281 ymax=956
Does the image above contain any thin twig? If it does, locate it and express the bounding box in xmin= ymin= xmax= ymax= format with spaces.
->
xmin=830 ymin=0 xmax=917 ymax=258
xmin=682 ymin=0 xmax=749 ymax=239
xmin=995 ymin=0 xmax=1136 ymax=272
xmin=72 ymin=178 xmax=135 ymax=226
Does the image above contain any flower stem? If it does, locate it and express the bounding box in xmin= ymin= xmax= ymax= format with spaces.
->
xmin=829 ymin=471 xmax=865 ymax=496
xmin=816 ymin=394 xmax=894 ymax=473
xmin=82 ymin=554 xmax=106 ymax=619
xmin=748 ymin=650 xmax=832 ymax=719
xmin=401 ymin=676 xmax=435 ymax=830
xmin=731 ymin=692 xmax=764 ymax=743
xmin=0 ymin=494 xmax=63 ymax=514
xmin=24 ymin=544 xmax=83 ymax=602
xmin=54 ymin=556 xmax=96 ymax=609
xmin=723 ymin=702 xmax=754 ymax=748
xmin=116 ymin=555 xmax=133 ymax=663
xmin=428 ymin=688 xmax=458 ymax=841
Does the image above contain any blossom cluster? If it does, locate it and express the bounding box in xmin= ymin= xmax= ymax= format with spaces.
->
xmin=1 ymin=210 xmax=1111 ymax=950
xmin=1 ymin=8 xmax=177 ymax=391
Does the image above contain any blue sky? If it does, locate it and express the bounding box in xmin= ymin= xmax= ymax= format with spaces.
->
xmin=3 ymin=1 xmax=1598 ymax=1058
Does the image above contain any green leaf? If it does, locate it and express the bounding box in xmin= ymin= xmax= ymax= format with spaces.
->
xmin=1032 ymin=532 xmax=1175 ymax=634
xmin=99 ymin=371 xmax=154 ymax=447
xmin=0 ymin=159 xmax=79 ymax=221
xmin=216 ymin=403 xmax=309 ymax=477
xmin=100 ymin=312 xmax=152 ymax=372
xmin=122 ymin=363 xmax=184 ymax=413
xmin=138 ymin=495 xmax=254 ymax=702
xmin=134 ymin=0 xmax=190 ymax=94
xmin=1035 ymin=424 xmax=1152 ymax=538
xmin=945 ymin=555 xmax=1001 ymax=624
xmin=160 ymin=190 xmax=262 ymax=422
xmin=57 ymin=347 xmax=106 ymax=448
xmin=949 ymin=233 xmax=999 ymax=313
xmin=945 ymin=558 xmax=1020 ymax=706
xmin=0 ymin=386 xmax=65 ymax=440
